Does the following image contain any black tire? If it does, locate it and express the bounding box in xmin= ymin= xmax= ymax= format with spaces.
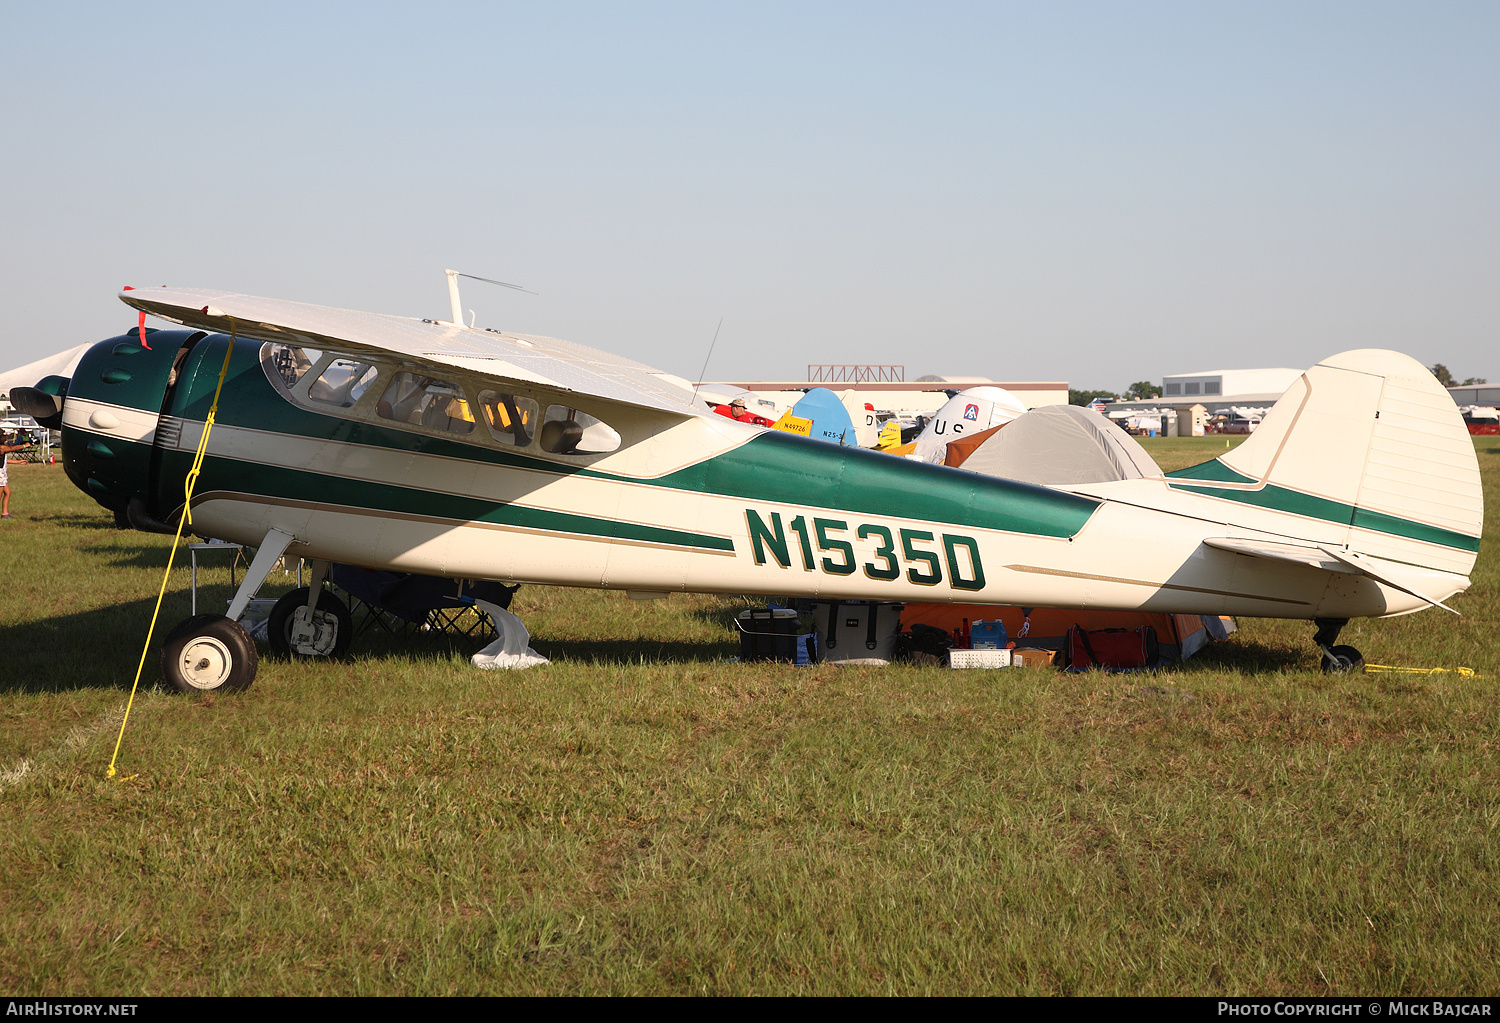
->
xmin=268 ymin=587 xmax=353 ymax=659
xmin=1321 ymin=644 xmax=1365 ymax=674
xmin=161 ymin=615 xmax=258 ymax=693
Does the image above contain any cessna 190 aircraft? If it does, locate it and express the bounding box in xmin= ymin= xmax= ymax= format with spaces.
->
xmin=11 ymin=283 xmax=1482 ymax=692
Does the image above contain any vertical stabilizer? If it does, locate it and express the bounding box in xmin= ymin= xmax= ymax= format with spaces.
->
xmin=1189 ymin=350 xmax=1482 ymax=576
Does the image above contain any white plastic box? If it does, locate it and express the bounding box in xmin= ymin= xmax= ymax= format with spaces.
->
xmin=948 ymin=648 xmax=1012 ymax=669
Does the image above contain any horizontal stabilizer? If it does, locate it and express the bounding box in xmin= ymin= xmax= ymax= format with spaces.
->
xmin=1202 ymin=537 xmax=1460 ymax=614
xmin=1201 ymin=537 xmax=1346 ymax=571
xmin=1315 ymin=547 xmax=1459 ymax=615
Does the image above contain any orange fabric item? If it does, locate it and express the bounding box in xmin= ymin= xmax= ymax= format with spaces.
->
xmin=944 ymin=423 xmax=1005 ymax=468
xmin=902 ymin=604 xmax=1202 ymax=652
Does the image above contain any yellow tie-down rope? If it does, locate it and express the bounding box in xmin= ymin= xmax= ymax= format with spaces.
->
xmin=107 ymin=323 xmax=238 ymax=780
xmin=1364 ymin=664 xmax=1487 ymax=679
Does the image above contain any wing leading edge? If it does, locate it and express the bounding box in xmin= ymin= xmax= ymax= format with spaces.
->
xmin=119 ymin=287 xmax=703 ymax=418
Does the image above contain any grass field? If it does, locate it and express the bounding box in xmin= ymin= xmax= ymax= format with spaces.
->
xmin=0 ymin=437 xmax=1495 ymax=995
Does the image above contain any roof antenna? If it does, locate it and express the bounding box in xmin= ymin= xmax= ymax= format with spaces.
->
xmin=691 ymin=317 xmax=725 ymax=406
xmin=445 ymin=269 xmax=537 ymax=327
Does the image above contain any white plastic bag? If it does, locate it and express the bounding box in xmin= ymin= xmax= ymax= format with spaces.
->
xmin=470 ymin=600 xmax=550 ymax=670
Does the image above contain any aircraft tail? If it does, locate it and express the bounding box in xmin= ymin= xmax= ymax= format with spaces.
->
xmin=1171 ymin=349 xmax=1482 ymax=579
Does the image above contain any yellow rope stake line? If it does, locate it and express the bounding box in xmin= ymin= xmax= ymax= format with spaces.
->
xmin=1365 ymin=664 xmax=1485 ymax=679
xmin=107 ymin=323 xmax=239 ymax=780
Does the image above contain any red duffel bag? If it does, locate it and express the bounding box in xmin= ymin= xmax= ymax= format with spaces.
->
xmin=1066 ymin=625 xmax=1159 ymax=670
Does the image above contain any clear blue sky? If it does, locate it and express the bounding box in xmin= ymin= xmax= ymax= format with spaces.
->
xmin=2 ymin=1 xmax=1494 ymax=392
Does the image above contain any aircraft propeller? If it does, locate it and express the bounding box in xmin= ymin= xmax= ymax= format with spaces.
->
xmin=10 ymin=376 xmax=68 ymax=429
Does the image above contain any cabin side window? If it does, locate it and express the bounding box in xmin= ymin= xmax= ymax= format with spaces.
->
xmin=376 ymin=372 xmax=476 ymax=435
xmin=268 ymin=344 xmax=323 ymax=389
xmin=539 ymin=405 xmax=621 ymax=455
xmin=307 ymin=358 xmax=379 ymax=408
xmin=259 ymin=344 xmax=631 ymax=460
xmin=478 ymin=390 xmax=540 ymax=447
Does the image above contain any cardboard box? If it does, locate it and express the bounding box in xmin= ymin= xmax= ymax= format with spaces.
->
xmin=1010 ymin=648 xmax=1057 ymax=668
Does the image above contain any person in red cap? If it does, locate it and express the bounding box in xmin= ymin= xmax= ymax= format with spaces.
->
xmin=712 ymin=397 xmax=774 ymax=427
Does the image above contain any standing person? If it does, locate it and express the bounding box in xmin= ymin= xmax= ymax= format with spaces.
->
xmin=0 ymin=430 xmax=32 ymax=519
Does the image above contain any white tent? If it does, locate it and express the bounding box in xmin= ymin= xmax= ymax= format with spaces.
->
xmin=0 ymin=343 xmax=93 ymax=401
xmin=957 ymin=403 xmax=1161 ymax=485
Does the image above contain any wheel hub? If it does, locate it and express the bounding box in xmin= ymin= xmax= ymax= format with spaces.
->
xmin=288 ymin=607 xmax=340 ymax=657
xmin=177 ymin=636 xmax=233 ymax=689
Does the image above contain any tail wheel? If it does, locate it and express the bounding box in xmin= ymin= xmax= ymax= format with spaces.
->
xmin=268 ymin=587 xmax=353 ymax=659
xmin=162 ymin=615 xmax=258 ymax=693
xmin=1320 ymin=644 xmax=1365 ymax=674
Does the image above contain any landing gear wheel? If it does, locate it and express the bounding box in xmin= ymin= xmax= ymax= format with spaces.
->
xmin=1320 ymin=644 xmax=1365 ymax=674
xmin=268 ymin=587 xmax=353 ymax=659
xmin=161 ymin=615 xmax=258 ymax=693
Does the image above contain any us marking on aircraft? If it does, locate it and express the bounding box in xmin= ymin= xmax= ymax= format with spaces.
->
xmin=11 ymin=283 xmax=1482 ymax=691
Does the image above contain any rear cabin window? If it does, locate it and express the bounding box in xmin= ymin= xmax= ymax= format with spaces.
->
xmin=540 ymin=405 xmax=621 ymax=455
xmin=479 ymin=390 xmax=540 ymax=447
xmin=376 ymin=373 xmax=476 ymax=435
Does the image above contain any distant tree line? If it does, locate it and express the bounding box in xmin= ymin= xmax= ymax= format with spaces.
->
xmin=1430 ymin=364 xmax=1487 ymax=387
xmin=1068 ymin=389 xmax=1117 ymax=406
xmin=1069 ymin=380 xmax=1160 ymax=405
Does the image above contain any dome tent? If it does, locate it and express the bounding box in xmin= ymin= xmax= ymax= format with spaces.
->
xmin=951 ymin=402 xmax=1161 ymax=484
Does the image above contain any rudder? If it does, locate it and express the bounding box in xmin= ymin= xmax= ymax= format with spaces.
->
xmin=1204 ymin=350 xmax=1481 ymax=577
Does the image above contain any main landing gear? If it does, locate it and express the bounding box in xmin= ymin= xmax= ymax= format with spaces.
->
xmin=161 ymin=615 xmax=258 ymax=694
xmin=1313 ymin=617 xmax=1365 ymax=674
xmin=158 ymin=528 xmax=351 ymax=694
xmin=268 ymin=586 xmax=352 ymax=659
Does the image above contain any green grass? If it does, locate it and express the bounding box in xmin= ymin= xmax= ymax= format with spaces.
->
xmin=0 ymin=441 xmax=1496 ymax=996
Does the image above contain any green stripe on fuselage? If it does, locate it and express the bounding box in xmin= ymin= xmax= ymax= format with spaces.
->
xmin=650 ymin=432 xmax=1099 ymax=538
xmin=1165 ymin=458 xmax=1257 ymax=483
xmin=1351 ymin=506 xmax=1483 ymax=554
xmin=158 ymin=448 xmax=733 ymax=551
xmin=1168 ymin=481 xmax=1481 ymax=553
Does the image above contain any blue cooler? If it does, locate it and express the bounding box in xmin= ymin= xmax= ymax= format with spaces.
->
xmin=969 ymin=620 xmax=1008 ymax=650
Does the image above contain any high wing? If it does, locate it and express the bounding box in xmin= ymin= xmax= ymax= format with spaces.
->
xmin=118 ymin=287 xmax=705 ymax=417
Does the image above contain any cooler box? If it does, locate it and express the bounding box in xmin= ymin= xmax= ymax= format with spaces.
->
xmin=969 ymin=620 xmax=1008 ymax=649
xmin=812 ymin=601 xmax=901 ymax=665
xmin=736 ymin=608 xmax=803 ymax=662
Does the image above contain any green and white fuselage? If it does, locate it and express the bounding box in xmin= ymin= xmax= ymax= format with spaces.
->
xmin=56 ymin=289 xmax=1482 ymax=626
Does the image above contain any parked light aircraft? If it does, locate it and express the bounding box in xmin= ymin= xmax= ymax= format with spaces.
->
xmin=12 ymin=284 xmax=1483 ymax=691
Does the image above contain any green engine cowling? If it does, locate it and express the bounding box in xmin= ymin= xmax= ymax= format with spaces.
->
xmin=59 ymin=328 xmax=204 ymax=527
